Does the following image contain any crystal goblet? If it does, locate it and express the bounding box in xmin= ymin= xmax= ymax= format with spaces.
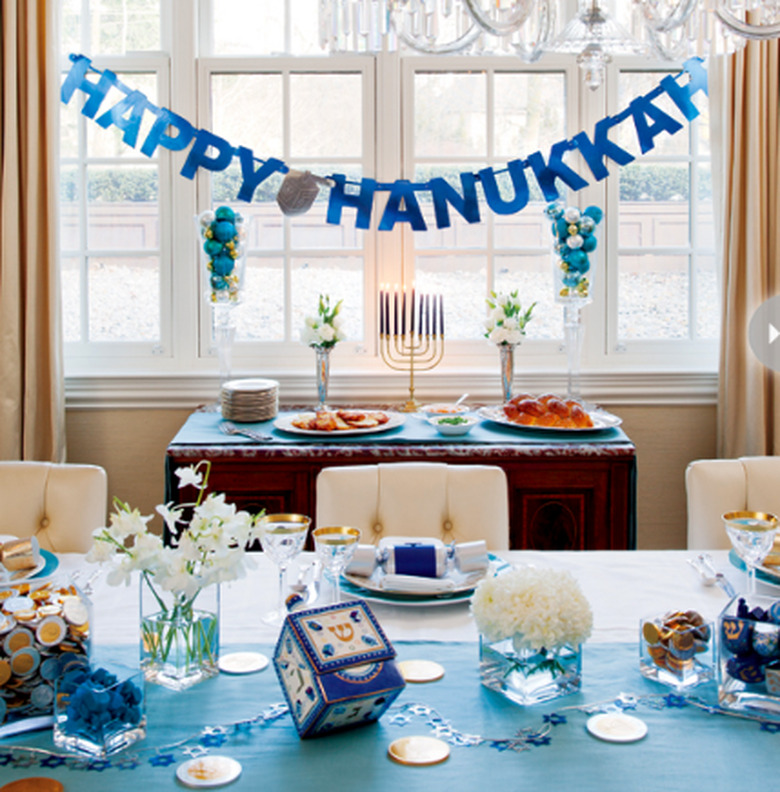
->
xmin=723 ymin=510 xmax=778 ymax=596
xmin=258 ymin=513 xmax=311 ymax=626
xmin=312 ymin=526 xmax=360 ymax=604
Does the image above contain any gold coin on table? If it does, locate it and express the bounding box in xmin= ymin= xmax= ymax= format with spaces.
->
xmin=388 ymin=736 xmax=450 ymax=766
xmin=397 ymin=659 xmax=445 ymax=683
xmin=176 ymin=756 xmax=243 ymax=788
xmin=0 ymin=778 xmax=64 ymax=792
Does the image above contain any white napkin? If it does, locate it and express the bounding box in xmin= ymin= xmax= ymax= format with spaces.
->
xmin=378 ymin=574 xmax=456 ymax=594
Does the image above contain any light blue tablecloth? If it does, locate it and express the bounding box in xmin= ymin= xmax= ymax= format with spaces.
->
xmin=0 ymin=642 xmax=776 ymax=791
xmin=171 ymin=410 xmax=631 ymax=446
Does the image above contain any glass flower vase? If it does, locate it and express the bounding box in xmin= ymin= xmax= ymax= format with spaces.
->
xmin=498 ymin=343 xmax=517 ymax=403
xmin=140 ymin=576 xmax=220 ymax=691
xmin=480 ymin=635 xmax=582 ymax=705
xmin=315 ymin=345 xmax=332 ymax=410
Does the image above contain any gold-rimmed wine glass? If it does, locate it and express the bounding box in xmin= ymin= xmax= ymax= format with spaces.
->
xmin=258 ymin=513 xmax=311 ymax=626
xmin=312 ymin=526 xmax=360 ymax=604
xmin=723 ymin=510 xmax=779 ymax=597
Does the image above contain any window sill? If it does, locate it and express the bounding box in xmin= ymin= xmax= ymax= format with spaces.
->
xmin=64 ymin=368 xmax=718 ymax=409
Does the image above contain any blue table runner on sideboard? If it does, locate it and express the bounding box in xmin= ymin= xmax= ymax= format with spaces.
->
xmin=1 ymin=642 xmax=775 ymax=791
xmin=170 ymin=410 xmax=632 ymax=447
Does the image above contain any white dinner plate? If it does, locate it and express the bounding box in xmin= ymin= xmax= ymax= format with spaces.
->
xmin=477 ymin=405 xmax=622 ymax=433
xmin=274 ymin=411 xmax=404 ymax=437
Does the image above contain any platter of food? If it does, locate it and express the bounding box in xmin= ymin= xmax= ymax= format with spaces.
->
xmin=478 ymin=393 xmax=622 ymax=433
xmin=275 ymin=409 xmax=405 ymax=436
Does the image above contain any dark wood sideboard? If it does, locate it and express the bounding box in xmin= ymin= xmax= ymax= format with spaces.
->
xmin=165 ymin=414 xmax=636 ymax=550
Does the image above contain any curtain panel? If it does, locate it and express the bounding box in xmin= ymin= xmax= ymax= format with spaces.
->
xmin=0 ymin=0 xmax=64 ymax=461
xmin=715 ymin=38 xmax=780 ymax=457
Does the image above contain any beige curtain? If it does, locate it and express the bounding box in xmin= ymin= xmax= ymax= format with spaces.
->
xmin=716 ymin=38 xmax=780 ymax=457
xmin=0 ymin=0 xmax=64 ymax=461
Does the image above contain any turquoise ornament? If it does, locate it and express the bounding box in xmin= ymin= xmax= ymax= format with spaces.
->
xmin=563 ymin=272 xmax=580 ymax=288
xmin=583 ymin=205 xmax=603 ymax=224
xmin=556 ymin=218 xmax=569 ymax=238
xmin=545 ymin=202 xmax=564 ymax=219
xmin=212 ymin=252 xmax=235 ymax=276
xmin=582 ymin=235 xmax=598 ymax=253
xmin=579 ymin=215 xmax=596 ymax=234
xmin=213 ymin=220 xmax=236 ymax=243
xmin=567 ymin=250 xmax=589 ymax=271
xmin=215 ymin=206 xmax=236 ymax=223
xmin=210 ymin=274 xmax=229 ymax=290
xmin=204 ymin=238 xmax=222 ymax=257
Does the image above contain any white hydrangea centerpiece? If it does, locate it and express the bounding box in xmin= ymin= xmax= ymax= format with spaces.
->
xmin=301 ymin=293 xmax=346 ymax=349
xmin=88 ymin=460 xmax=263 ymax=602
xmin=471 ymin=566 xmax=593 ymax=651
xmin=484 ymin=290 xmax=536 ymax=346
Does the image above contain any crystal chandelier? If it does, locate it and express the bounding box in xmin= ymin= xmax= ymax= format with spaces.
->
xmin=319 ymin=0 xmax=780 ymax=84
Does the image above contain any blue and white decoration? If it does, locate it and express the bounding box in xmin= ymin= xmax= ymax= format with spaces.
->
xmin=272 ymin=600 xmax=405 ymax=738
xmin=61 ymin=54 xmax=708 ymax=232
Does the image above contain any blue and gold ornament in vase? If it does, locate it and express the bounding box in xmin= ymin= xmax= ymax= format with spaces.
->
xmin=547 ymin=202 xmax=603 ymax=305
xmin=197 ymin=206 xmax=249 ymax=305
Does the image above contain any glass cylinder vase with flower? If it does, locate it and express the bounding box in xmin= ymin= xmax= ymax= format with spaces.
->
xmin=483 ymin=291 xmax=535 ymax=403
xmin=471 ymin=566 xmax=592 ymax=706
xmin=301 ymin=293 xmax=346 ymax=410
xmin=88 ymin=460 xmax=263 ymax=691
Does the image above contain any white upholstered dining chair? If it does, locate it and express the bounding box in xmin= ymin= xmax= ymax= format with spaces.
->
xmin=686 ymin=456 xmax=780 ymax=550
xmin=0 ymin=461 xmax=108 ymax=553
xmin=315 ymin=462 xmax=510 ymax=550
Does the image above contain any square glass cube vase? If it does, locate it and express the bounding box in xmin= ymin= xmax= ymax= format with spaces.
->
xmin=54 ymin=665 xmax=145 ymax=758
xmin=479 ymin=636 xmax=582 ymax=706
xmin=639 ymin=613 xmax=714 ymax=689
xmin=140 ymin=579 xmax=220 ymax=691
xmin=718 ymin=594 xmax=780 ymax=715
xmin=273 ymin=600 xmax=405 ymax=738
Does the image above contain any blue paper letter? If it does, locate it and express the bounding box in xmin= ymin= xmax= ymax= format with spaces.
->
xmin=326 ymin=175 xmax=377 ymax=229
xmin=95 ymin=90 xmax=150 ymax=149
xmin=628 ymin=95 xmax=684 ymax=155
xmin=661 ymin=58 xmax=709 ymax=122
xmin=180 ymin=130 xmax=235 ymax=179
xmin=140 ymin=108 xmax=195 ymax=157
xmin=573 ymin=116 xmax=636 ymax=181
xmin=378 ymin=181 xmax=427 ymax=231
xmin=478 ymin=161 xmax=530 ymax=215
xmin=60 ymin=56 xmax=119 ymax=119
xmin=527 ymin=140 xmax=589 ymax=202
xmin=429 ymin=174 xmax=480 ymax=229
xmin=235 ymin=147 xmax=287 ymax=202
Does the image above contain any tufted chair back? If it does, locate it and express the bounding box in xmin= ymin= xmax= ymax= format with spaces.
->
xmin=316 ymin=462 xmax=509 ymax=550
xmin=0 ymin=462 xmax=108 ymax=553
xmin=686 ymin=456 xmax=780 ymax=550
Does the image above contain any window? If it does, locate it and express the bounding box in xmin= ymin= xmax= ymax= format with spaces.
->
xmin=59 ymin=0 xmax=718 ymax=401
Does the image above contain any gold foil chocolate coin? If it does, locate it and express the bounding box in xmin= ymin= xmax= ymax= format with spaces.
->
xmin=0 ymin=778 xmax=65 ymax=792
xmin=397 ymin=659 xmax=445 ymax=683
xmin=176 ymin=756 xmax=243 ymax=788
xmin=0 ymin=660 xmax=11 ymax=687
xmin=388 ymin=736 xmax=450 ymax=766
xmin=587 ymin=713 xmax=648 ymax=743
xmin=218 ymin=652 xmax=269 ymax=675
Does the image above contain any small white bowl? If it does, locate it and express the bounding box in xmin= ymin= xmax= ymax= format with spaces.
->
xmin=427 ymin=415 xmax=478 ymax=436
xmin=419 ymin=402 xmax=469 ymax=418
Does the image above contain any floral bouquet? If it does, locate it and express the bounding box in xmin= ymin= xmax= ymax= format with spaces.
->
xmin=484 ymin=291 xmax=535 ymax=346
xmin=472 ymin=566 xmax=592 ymax=704
xmin=88 ymin=461 xmax=264 ymax=689
xmin=301 ymin=293 xmax=346 ymax=349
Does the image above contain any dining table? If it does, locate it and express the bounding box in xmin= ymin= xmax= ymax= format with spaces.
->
xmin=0 ymin=549 xmax=777 ymax=790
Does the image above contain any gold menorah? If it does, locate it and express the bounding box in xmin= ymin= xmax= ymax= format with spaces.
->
xmin=379 ymin=285 xmax=445 ymax=412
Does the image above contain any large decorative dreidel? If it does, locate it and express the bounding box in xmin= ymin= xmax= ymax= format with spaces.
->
xmin=273 ymin=600 xmax=405 ymax=738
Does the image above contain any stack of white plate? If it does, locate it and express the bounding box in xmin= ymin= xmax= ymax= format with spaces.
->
xmin=221 ymin=378 xmax=279 ymax=423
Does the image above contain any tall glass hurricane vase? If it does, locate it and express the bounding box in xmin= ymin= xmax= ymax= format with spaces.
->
xmin=315 ymin=346 xmax=332 ymax=410
xmin=140 ymin=575 xmax=220 ymax=691
xmin=498 ymin=343 xmax=517 ymax=403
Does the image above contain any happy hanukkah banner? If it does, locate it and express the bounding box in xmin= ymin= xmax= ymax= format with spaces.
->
xmin=60 ymin=53 xmax=707 ymax=232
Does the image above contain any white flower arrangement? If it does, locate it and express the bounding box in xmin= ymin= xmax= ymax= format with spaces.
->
xmin=301 ymin=293 xmax=346 ymax=349
xmin=471 ymin=566 xmax=593 ymax=651
xmin=483 ymin=290 xmax=536 ymax=346
xmin=88 ymin=461 xmax=263 ymax=602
